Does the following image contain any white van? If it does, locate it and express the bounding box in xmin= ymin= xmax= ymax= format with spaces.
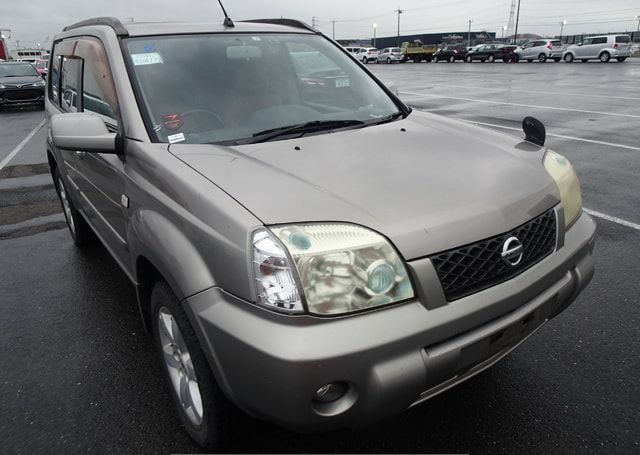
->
xmin=563 ymin=34 xmax=631 ymax=63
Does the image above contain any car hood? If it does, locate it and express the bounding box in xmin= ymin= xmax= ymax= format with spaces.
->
xmin=170 ymin=111 xmax=559 ymax=260
xmin=0 ymin=76 xmax=40 ymax=86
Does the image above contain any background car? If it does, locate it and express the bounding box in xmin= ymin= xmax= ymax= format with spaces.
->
xmin=359 ymin=47 xmax=380 ymax=64
xmin=344 ymin=46 xmax=368 ymax=57
xmin=432 ymin=45 xmax=468 ymax=62
xmin=377 ymin=47 xmax=405 ymax=63
xmin=563 ymin=34 xmax=632 ymax=63
xmin=0 ymin=61 xmax=46 ymax=108
xmin=465 ymin=44 xmax=516 ymax=62
xmin=514 ymin=39 xmax=563 ymax=62
xmin=33 ymin=59 xmax=49 ymax=76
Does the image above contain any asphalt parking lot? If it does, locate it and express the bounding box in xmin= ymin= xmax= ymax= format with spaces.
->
xmin=1 ymin=60 xmax=639 ymax=454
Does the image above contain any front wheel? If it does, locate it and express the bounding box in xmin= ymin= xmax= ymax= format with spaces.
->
xmin=564 ymin=53 xmax=574 ymax=63
xmin=152 ymin=281 xmax=238 ymax=449
xmin=387 ymin=57 xmax=391 ymax=64
xmin=617 ymin=57 xmax=627 ymax=62
xmin=433 ymin=56 xmax=438 ymax=63
xmin=488 ymin=55 xmax=495 ymax=63
xmin=448 ymin=55 xmax=455 ymax=62
xmin=466 ymin=55 xmax=473 ymax=63
xmin=599 ymin=52 xmax=610 ymax=63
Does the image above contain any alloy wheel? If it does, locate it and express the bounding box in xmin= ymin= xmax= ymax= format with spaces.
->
xmin=158 ymin=306 xmax=204 ymax=426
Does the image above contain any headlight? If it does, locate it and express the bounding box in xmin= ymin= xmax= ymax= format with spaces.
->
xmin=543 ymin=150 xmax=582 ymax=228
xmin=32 ymin=80 xmax=45 ymax=87
xmin=252 ymin=224 xmax=414 ymax=315
xmin=0 ymin=84 xmax=5 ymax=89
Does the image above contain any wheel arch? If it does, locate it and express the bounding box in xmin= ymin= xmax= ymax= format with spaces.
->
xmin=131 ymin=210 xmax=217 ymax=330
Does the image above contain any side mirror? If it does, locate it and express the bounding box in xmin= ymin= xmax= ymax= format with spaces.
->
xmin=522 ymin=116 xmax=546 ymax=146
xmin=577 ymin=42 xmax=583 ymax=46
xmin=51 ymin=113 xmax=118 ymax=153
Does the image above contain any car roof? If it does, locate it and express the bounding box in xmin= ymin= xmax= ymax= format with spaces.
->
xmin=58 ymin=17 xmax=317 ymax=40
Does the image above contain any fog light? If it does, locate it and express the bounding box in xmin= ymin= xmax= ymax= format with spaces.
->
xmin=313 ymin=382 xmax=347 ymax=403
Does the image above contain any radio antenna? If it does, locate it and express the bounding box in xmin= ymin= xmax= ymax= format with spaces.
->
xmin=217 ymin=0 xmax=235 ymax=27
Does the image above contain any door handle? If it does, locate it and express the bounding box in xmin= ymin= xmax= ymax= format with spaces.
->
xmin=75 ymin=151 xmax=87 ymax=160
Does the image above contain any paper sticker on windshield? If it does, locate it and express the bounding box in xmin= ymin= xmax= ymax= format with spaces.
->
xmin=335 ymin=78 xmax=351 ymax=88
xmin=131 ymin=52 xmax=164 ymax=66
xmin=167 ymin=133 xmax=185 ymax=144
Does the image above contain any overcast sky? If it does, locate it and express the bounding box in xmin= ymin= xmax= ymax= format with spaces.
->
xmin=1 ymin=0 xmax=638 ymax=50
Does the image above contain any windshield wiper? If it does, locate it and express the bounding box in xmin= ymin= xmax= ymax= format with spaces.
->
xmin=237 ymin=119 xmax=365 ymax=144
xmin=366 ymin=111 xmax=405 ymax=126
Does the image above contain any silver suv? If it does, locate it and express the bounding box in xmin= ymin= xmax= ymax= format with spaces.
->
xmin=47 ymin=17 xmax=595 ymax=449
xmin=563 ymin=34 xmax=632 ymax=62
xmin=514 ymin=39 xmax=563 ymax=62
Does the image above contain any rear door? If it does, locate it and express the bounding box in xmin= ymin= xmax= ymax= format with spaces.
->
xmin=71 ymin=37 xmax=128 ymax=263
xmin=590 ymin=37 xmax=608 ymax=58
xmin=48 ymin=42 xmax=82 ymax=193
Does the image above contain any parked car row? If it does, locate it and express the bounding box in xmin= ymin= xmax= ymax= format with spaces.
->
xmin=345 ymin=34 xmax=633 ymax=64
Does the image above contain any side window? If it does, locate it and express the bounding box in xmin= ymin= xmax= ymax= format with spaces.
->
xmin=60 ymin=57 xmax=82 ymax=112
xmin=582 ymin=39 xmax=592 ymax=46
xmin=49 ymin=53 xmax=62 ymax=105
xmin=81 ymin=47 xmax=119 ymax=126
xmin=592 ymin=37 xmax=607 ymax=45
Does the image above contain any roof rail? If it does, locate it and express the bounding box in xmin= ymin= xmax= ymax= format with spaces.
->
xmin=241 ymin=18 xmax=318 ymax=34
xmin=62 ymin=17 xmax=129 ymax=36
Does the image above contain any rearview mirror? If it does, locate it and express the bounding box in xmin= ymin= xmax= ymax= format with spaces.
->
xmin=522 ymin=116 xmax=546 ymax=146
xmin=51 ymin=113 xmax=118 ymax=153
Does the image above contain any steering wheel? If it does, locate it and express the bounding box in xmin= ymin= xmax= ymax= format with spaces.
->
xmin=179 ymin=109 xmax=225 ymax=133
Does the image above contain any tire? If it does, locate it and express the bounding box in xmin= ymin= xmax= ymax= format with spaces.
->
xmin=488 ymin=55 xmax=495 ymax=63
xmin=553 ymin=57 xmax=561 ymax=62
xmin=151 ymin=281 xmax=238 ymax=450
xmin=387 ymin=57 xmax=391 ymax=64
xmin=617 ymin=57 xmax=627 ymax=62
xmin=527 ymin=59 xmax=533 ymax=63
xmin=538 ymin=53 xmax=547 ymax=63
xmin=448 ymin=55 xmax=455 ymax=62
xmin=599 ymin=52 xmax=610 ymax=63
xmin=362 ymin=57 xmax=367 ymax=64
xmin=433 ymin=56 xmax=438 ymax=63
xmin=466 ymin=55 xmax=473 ymax=63
xmin=53 ymin=167 xmax=94 ymax=247
xmin=564 ymin=53 xmax=574 ymax=63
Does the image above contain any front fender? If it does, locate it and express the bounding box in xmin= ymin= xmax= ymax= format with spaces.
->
xmin=130 ymin=209 xmax=215 ymax=300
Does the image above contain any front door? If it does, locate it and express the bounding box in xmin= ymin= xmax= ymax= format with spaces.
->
xmin=69 ymin=37 xmax=129 ymax=264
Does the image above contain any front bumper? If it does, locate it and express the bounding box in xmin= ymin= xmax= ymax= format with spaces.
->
xmin=185 ymin=212 xmax=596 ymax=432
xmin=0 ymin=86 xmax=45 ymax=105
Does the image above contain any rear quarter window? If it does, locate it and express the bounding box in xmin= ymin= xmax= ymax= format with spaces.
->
xmin=551 ymin=41 xmax=562 ymax=46
xmin=615 ymin=36 xmax=630 ymax=43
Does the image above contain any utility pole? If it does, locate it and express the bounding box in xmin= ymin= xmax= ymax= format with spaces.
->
xmin=513 ymin=0 xmax=521 ymax=45
xmin=332 ymin=20 xmax=335 ymax=40
xmin=636 ymin=15 xmax=640 ymax=33
xmin=373 ymin=23 xmax=377 ymax=48
xmin=467 ymin=19 xmax=473 ymax=47
xmin=395 ymin=9 xmax=403 ymax=47
xmin=559 ymin=20 xmax=567 ymax=41
xmin=312 ymin=16 xmax=317 ymax=29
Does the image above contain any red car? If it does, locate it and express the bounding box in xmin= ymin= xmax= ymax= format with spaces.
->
xmin=33 ymin=59 xmax=48 ymax=76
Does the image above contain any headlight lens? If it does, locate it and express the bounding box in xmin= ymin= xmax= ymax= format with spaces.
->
xmin=252 ymin=224 xmax=414 ymax=315
xmin=32 ymin=80 xmax=45 ymax=87
xmin=0 ymin=84 xmax=5 ymax=89
xmin=543 ymin=150 xmax=582 ymax=227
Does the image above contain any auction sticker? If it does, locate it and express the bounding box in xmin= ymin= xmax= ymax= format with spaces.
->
xmin=131 ymin=52 xmax=164 ymax=66
xmin=167 ymin=133 xmax=185 ymax=144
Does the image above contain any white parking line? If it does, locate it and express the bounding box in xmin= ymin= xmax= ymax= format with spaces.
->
xmin=416 ymin=82 xmax=640 ymax=102
xmin=457 ymin=119 xmax=640 ymax=152
xmin=0 ymin=120 xmax=46 ymax=172
xmin=401 ymin=91 xmax=640 ymax=120
xmin=583 ymin=209 xmax=640 ymax=231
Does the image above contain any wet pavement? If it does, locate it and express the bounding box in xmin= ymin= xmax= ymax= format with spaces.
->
xmin=1 ymin=61 xmax=639 ymax=454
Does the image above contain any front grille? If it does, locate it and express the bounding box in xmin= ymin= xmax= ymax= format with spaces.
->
xmin=3 ymin=89 xmax=43 ymax=101
xmin=431 ymin=209 xmax=557 ymax=301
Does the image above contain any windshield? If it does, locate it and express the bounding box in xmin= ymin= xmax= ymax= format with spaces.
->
xmin=125 ymin=33 xmax=401 ymax=144
xmin=0 ymin=63 xmax=39 ymax=77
